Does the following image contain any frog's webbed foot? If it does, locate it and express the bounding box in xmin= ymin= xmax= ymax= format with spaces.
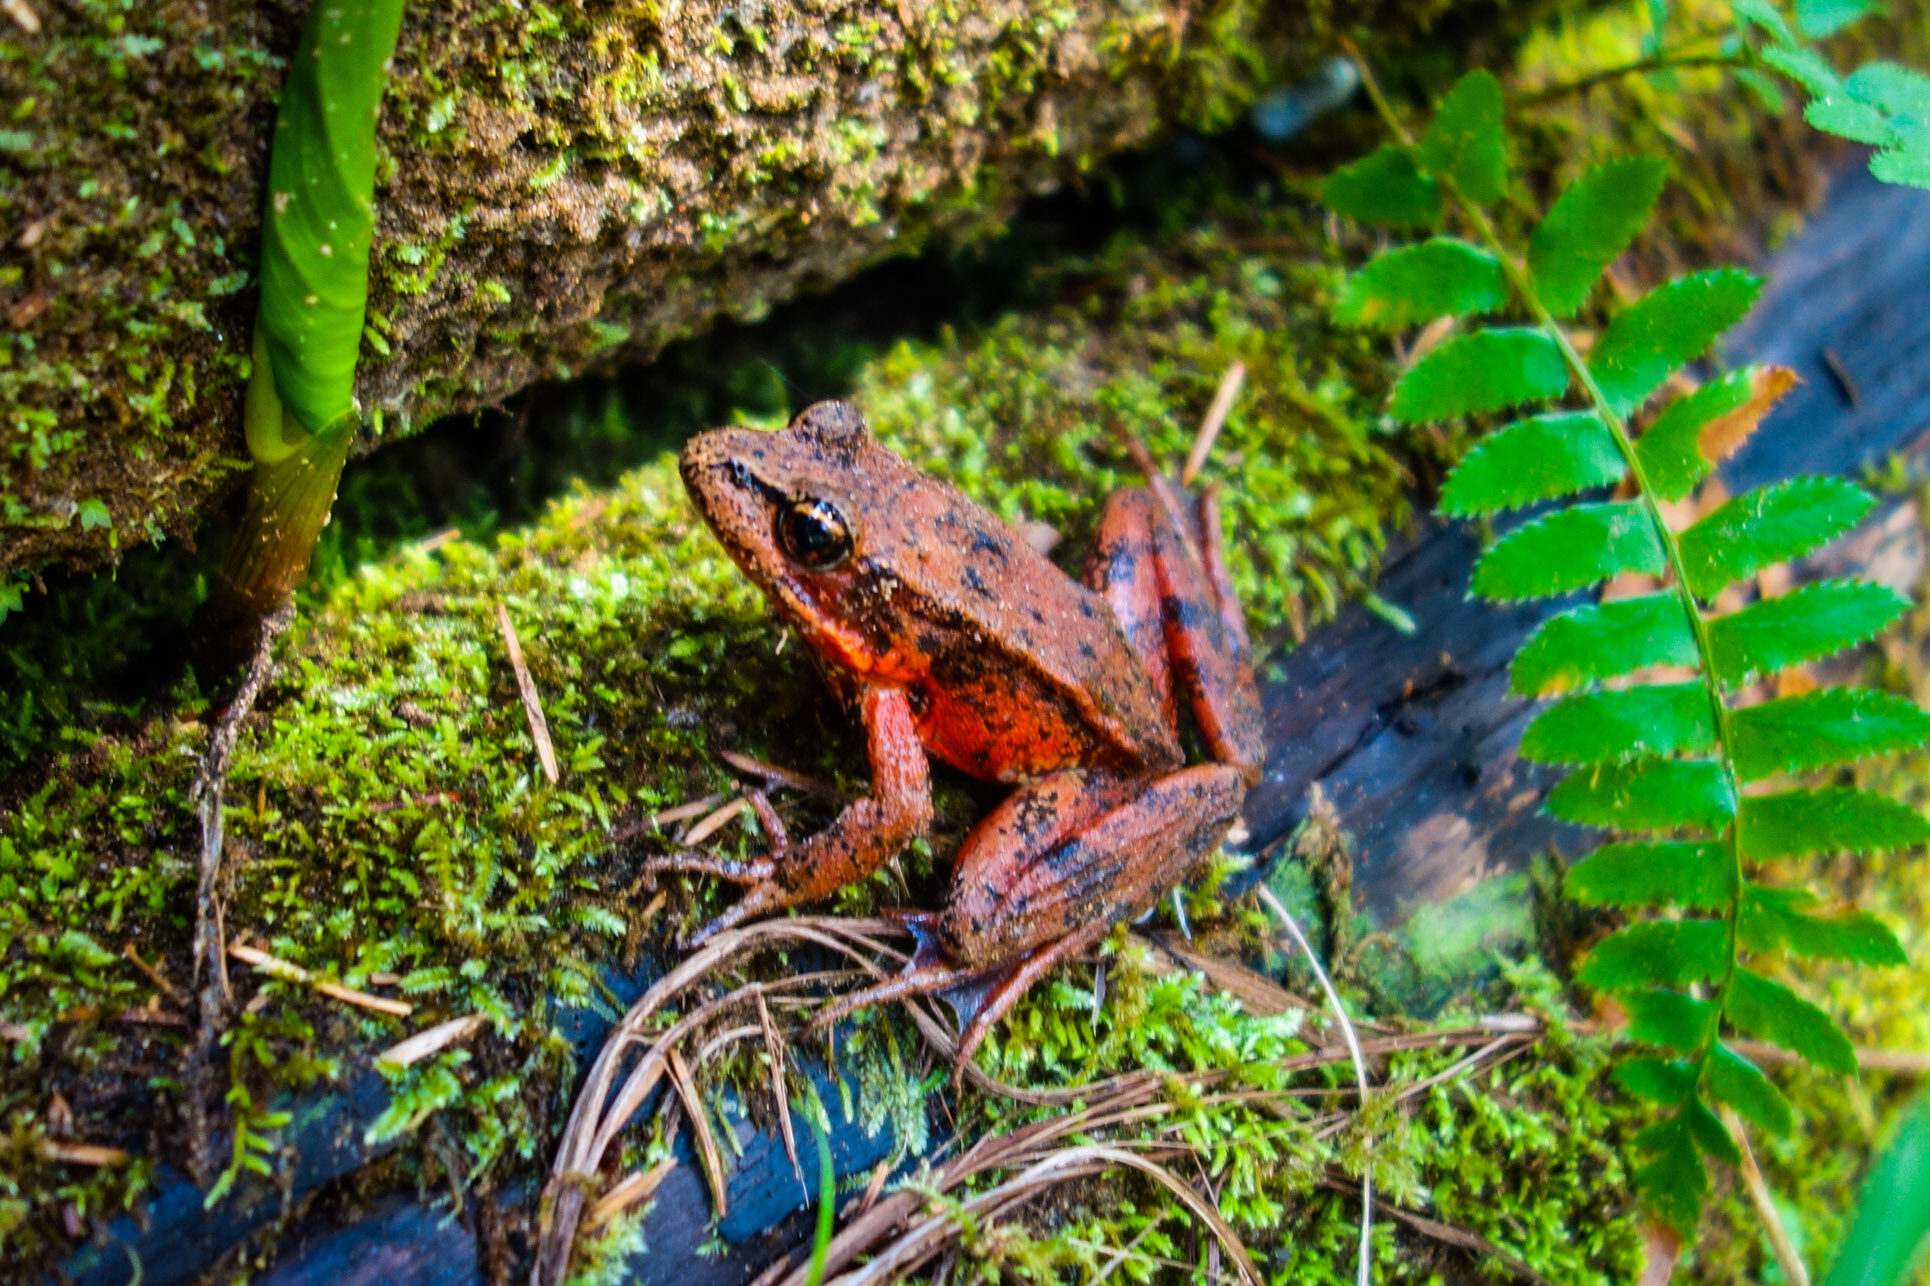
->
xmin=808 ymin=913 xmax=1113 ymax=1081
xmin=651 ymin=688 xmax=936 ymax=949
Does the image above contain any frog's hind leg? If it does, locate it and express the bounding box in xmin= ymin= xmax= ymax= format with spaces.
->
xmin=1086 ymin=488 xmax=1177 ymax=733
xmin=811 ymin=763 xmax=1244 ymax=1072
xmin=1085 ymin=483 xmax=1265 ymax=783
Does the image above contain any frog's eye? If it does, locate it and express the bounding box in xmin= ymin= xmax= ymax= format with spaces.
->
xmin=776 ymin=497 xmax=854 ymax=571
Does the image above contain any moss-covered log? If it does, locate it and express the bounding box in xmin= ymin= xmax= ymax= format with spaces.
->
xmin=0 ymin=0 xmax=1504 ymax=578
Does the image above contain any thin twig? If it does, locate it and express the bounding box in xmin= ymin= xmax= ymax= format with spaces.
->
xmin=757 ymin=992 xmax=804 ymax=1187
xmin=1517 ymin=52 xmax=1738 ymax=105
xmin=1260 ymin=884 xmax=1373 ymax=1286
xmin=667 ymin=1047 xmax=729 ymax=1217
xmin=720 ymin=751 xmax=854 ymax=803
xmin=497 ymin=603 xmax=559 ymax=784
xmin=123 ymin=944 xmax=184 ymax=1005
xmin=2 ymin=0 xmax=41 ymax=35
xmin=378 ymin=1013 xmax=486 ymax=1068
xmin=532 ymin=917 xmax=911 ymax=1286
xmin=186 ymin=602 xmax=290 ymax=1184
xmin=1184 ymin=361 xmax=1246 ymax=487
xmin=585 ymin=1158 xmax=677 ymax=1231
xmin=611 ymin=793 xmax=726 ymax=842
xmin=684 ymin=796 xmax=751 ymax=846
xmin=1320 ymin=1176 xmax=1557 ymax=1286
xmin=229 ymin=943 xmax=414 ymax=1018
xmin=1721 ymin=1106 xmax=1810 ymax=1286
xmin=35 ymin=1140 xmax=129 ymax=1168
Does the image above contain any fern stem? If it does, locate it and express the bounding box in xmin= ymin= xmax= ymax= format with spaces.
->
xmin=1350 ymin=50 xmax=1748 ymax=1108
xmin=1516 ymin=50 xmax=1740 ymax=106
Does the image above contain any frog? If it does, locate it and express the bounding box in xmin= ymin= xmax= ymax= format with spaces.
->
xmin=658 ymin=399 xmax=1267 ymax=1068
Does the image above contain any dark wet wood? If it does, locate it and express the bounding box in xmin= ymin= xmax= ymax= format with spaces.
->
xmin=53 ymin=163 xmax=1930 ymax=1286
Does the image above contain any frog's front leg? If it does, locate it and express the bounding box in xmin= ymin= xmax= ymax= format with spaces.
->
xmin=650 ymin=686 xmax=934 ymax=944
xmin=809 ymin=762 xmax=1245 ymax=1069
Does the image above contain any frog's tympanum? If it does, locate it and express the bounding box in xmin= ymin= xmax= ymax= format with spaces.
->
xmin=663 ymin=400 xmax=1266 ymax=1067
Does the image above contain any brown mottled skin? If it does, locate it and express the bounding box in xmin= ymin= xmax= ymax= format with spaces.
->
xmin=665 ymin=400 xmax=1266 ymax=1067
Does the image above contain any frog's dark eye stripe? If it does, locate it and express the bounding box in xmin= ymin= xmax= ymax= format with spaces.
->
xmin=777 ymin=497 xmax=854 ymax=571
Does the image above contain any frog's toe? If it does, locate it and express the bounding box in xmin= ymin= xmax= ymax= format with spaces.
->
xmin=642 ymin=851 xmax=776 ymax=886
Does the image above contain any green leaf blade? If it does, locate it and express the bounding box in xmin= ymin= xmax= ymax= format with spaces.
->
xmin=1390 ymin=328 xmax=1570 ymax=425
xmin=1522 ymin=683 xmax=1716 ymax=765
xmin=1797 ymin=0 xmax=1878 ymax=38
xmin=1846 ymin=61 xmax=1930 ymax=117
xmin=1872 ymin=146 xmax=1930 ymax=190
xmin=257 ymin=0 xmax=408 ymax=436
xmin=1807 ymin=95 xmax=1901 ymax=147
xmin=1633 ymin=1111 xmax=1708 ymax=1234
xmin=1708 ymin=1043 xmax=1795 ymax=1135
xmin=1510 ymin=592 xmax=1695 ymax=696
xmin=1614 ymin=1056 xmax=1697 ymax=1104
xmin=1322 ymin=145 xmax=1442 ymax=227
xmin=1471 ymin=502 xmax=1664 ymax=602
xmin=1588 ymin=268 xmax=1764 ymax=417
xmin=1578 ymin=920 xmax=1728 ymax=988
xmin=1763 ymin=44 xmax=1845 ymax=98
xmin=1741 ymin=884 xmax=1908 ymax=966
xmin=1624 ymin=988 xmax=1717 ymax=1053
xmin=1440 ymin=412 xmax=1623 ymax=519
xmin=1682 ymin=1094 xmax=1743 ymax=1165
xmin=1547 ymin=759 xmax=1737 ymax=832
xmin=1822 ymin=1089 xmax=1930 ymax=1286
xmin=1335 ymin=239 xmax=1510 ymax=331
xmin=1730 ymin=688 xmax=1930 ymax=781
xmin=1735 ymin=0 xmax=1798 ymax=44
xmin=1739 ymin=786 xmax=1930 ymax=860
xmin=1728 ymin=969 xmax=1857 ymax=1074
xmin=1635 ymin=365 xmax=1798 ymax=503
xmin=1528 ymin=156 xmax=1669 ymax=318
xmin=1707 ymin=579 xmax=1908 ymax=685
xmin=1418 ymin=70 xmax=1508 ymax=203
xmin=1567 ymin=840 xmax=1733 ymax=910
xmin=1677 ymin=476 xmax=1875 ymax=601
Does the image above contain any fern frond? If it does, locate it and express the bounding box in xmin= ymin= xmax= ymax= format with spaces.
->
xmin=1327 ymin=63 xmax=1926 ymax=1234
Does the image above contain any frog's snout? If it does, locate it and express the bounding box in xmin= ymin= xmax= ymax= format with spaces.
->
xmin=677 ymin=428 xmax=758 ymax=515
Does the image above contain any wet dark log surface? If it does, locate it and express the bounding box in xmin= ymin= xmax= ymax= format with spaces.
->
xmin=53 ymin=162 xmax=1930 ymax=1286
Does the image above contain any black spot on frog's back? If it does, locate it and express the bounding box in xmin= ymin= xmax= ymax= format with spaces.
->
xmin=970 ymin=528 xmax=1011 ymax=564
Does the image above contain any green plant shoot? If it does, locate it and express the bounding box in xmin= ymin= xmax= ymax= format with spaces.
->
xmin=206 ymin=0 xmax=405 ymax=650
xmin=1325 ymin=66 xmax=1930 ymax=1234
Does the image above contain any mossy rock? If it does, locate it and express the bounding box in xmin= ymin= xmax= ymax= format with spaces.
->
xmin=0 ymin=0 xmax=1536 ymax=582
